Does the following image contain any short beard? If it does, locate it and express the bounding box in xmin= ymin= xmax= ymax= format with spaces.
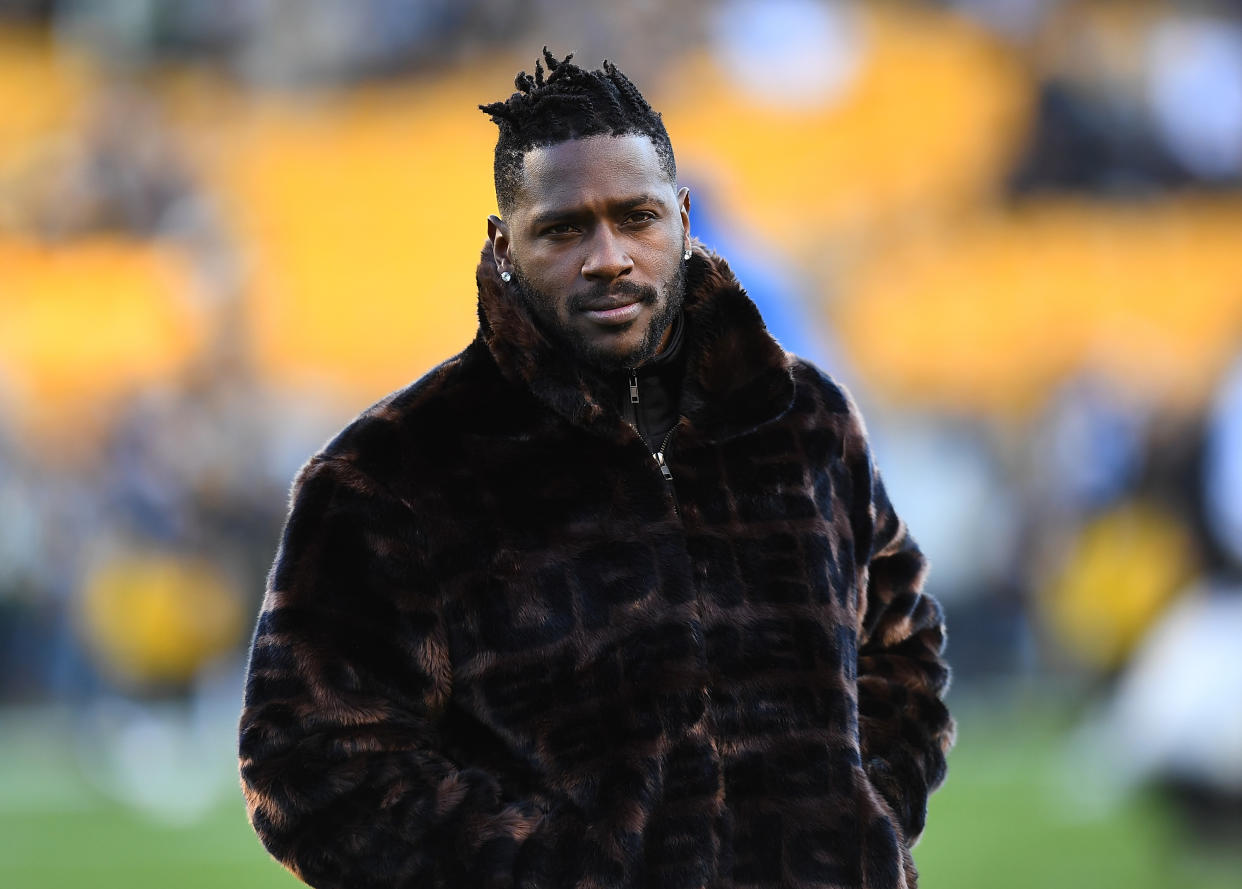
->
xmin=511 ymin=257 xmax=686 ymax=374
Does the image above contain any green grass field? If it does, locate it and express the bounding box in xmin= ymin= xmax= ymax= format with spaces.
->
xmin=2 ymin=695 xmax=1239 ymax=888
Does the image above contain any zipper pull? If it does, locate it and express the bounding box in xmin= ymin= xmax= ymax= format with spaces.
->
xmin=654 ymin=451 xmax=673 ymax=481
xmin=629 ymin=372 xmax=640 ymax=404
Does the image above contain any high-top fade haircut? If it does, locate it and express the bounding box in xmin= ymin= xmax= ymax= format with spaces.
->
xmin=479 ymin=48 xmax=677 ymax=217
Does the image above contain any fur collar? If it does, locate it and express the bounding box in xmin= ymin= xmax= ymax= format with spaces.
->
xmin=474 ymin=240 xmax=795 ymax=445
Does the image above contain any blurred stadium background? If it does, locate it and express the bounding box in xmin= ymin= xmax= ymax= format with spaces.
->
xmin=2 ymin=0 xmax=1242 ymax=886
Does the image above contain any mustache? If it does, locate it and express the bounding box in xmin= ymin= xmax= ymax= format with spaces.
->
xmin=568 ymin=280 xmax=658 ymax=313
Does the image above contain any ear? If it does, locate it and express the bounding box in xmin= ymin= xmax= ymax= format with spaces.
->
xmin=676 ymin=187 xmax=691 ymax=252
xmin=488 ymin=215 xmax=512 ymax=274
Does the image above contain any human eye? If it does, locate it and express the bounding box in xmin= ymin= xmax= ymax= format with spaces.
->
xmin=624 ymin=210 xmax=658 ymax=225
xmin=542 ymin=221 xmax=579 ymax=237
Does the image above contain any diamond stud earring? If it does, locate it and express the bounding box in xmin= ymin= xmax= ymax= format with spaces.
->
xmin=500 ymin=271 xmax=511 ymax=282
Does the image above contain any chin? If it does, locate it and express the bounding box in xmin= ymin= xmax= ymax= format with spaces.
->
xmin=573 ymin=341 xmax=641 ymax=373
xmin=581 ymin=349 xmax=641 ymax=374
xmin=564 ymin=297 xmax=677 ymax=372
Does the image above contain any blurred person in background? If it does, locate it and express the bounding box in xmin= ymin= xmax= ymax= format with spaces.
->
xmin=1009 ymin=0 xmax=1242 ymax=195
xmin=237 ymin=49 xmax=954 ymax=889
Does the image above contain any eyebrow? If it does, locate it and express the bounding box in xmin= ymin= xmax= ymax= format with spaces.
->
xmin=529 ymin=194 xmax=667 ymax=229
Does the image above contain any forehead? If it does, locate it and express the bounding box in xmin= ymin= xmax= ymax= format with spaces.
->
xmin=514 ymin=133 xmax=672 ymax=214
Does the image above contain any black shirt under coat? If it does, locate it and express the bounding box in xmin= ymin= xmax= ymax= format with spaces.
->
xmin=617 ymin=311 xmax=686 ymax=452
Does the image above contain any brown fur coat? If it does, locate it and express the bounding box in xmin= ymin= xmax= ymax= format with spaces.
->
xmin=238 ymin=242 xmax=954 ymax=889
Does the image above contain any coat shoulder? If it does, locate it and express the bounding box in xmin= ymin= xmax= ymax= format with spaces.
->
xmin=305 ymin=338 xmax=505 ymax=488
xmin=786 ymin=355 xmax=873 ymax=456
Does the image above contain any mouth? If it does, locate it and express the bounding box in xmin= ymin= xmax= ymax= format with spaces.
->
xmin=580 ymin=300 xmax=644 ymax=326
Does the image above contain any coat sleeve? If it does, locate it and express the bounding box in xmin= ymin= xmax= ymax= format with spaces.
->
xmin=853 ymin=451 xmax=955 ymax=848
xmin=238 ymin=454 xmax=575 ymax=889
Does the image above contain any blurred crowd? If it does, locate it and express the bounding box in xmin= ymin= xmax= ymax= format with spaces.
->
xmin=1 ymin=0 xmax=1241 ymax=832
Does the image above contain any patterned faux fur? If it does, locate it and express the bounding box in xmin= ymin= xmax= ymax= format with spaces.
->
xmin=238 ymin=242 xmax=955 ymax=889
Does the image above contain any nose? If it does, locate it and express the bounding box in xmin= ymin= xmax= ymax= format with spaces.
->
xmin=580 ymin=226 xmax=633 ymax=282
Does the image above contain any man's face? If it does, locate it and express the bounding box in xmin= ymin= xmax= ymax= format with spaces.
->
xmin=489 ymin=134 xmax=691 ymax=373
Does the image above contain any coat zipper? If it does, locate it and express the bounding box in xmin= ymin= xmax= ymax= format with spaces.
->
xmin=654 ymin=427 xmax=676 ymax=481
xmin=654 ymin=425 xmax=681 ymax=515
xmin=629 ymin=369 xmax=680 ymax=513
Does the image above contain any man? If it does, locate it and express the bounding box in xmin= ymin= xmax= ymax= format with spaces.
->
xmin=239 ymin=50 xmax=954 ymax=889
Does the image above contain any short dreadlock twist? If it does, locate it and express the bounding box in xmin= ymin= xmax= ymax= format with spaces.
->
xmin=480 ymin=48 xmax=677 ymax=215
